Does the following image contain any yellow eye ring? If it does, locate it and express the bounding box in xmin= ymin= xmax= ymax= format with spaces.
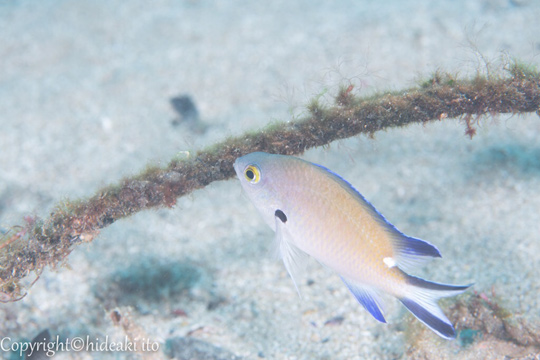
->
xmin=244 ymin=165 xmax=261 ymax=184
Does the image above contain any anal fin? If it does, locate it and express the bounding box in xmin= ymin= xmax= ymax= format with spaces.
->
xmin=341 ymin=276 xmax=386 ymax=323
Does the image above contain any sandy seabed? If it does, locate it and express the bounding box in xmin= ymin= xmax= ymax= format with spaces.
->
xmin=1 ymin=1 xmax=540 ymax=359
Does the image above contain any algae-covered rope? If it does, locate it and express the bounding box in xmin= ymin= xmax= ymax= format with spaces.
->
xmin=1 ymin=62 xmax=539 ymax=301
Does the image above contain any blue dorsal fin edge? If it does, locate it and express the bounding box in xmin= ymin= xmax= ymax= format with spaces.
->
xmin=390 ymin=233 xmax=442 ymax=270
xmin=393 ymin=234 xmax=441 ymax=258
xmin=312 ymin=162 xmax=442 ymax=263
xmin=341 ymin=276 xmax=386 ymax=323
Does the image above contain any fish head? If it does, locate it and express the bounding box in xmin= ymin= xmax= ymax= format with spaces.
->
xmin=233 ymin=152 xmax=286 ymax=229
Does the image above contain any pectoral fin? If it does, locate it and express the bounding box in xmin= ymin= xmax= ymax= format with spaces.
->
xmin=274 ymin=209 xmax=309 ymax=296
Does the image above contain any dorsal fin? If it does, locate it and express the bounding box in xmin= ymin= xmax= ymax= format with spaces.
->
xmin=311 ymin=162 xmax=442 ymax=270
xmin=389 ymin=233 xmax=441 ymax=270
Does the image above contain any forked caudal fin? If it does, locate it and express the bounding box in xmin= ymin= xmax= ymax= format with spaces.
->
xmin=399 ymin=274 xmax=472 ymax=339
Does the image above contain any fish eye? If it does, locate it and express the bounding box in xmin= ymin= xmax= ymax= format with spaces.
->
xmin=244 ymin=165 xmax=261 ymax=184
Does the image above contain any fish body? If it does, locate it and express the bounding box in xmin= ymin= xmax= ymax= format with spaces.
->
xmin=233 ymin=152 xmax=471 ymax=339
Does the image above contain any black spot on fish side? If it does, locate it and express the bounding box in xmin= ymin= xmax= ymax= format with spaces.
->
xmin=275 ymin=209 xmax=287 ymax=223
